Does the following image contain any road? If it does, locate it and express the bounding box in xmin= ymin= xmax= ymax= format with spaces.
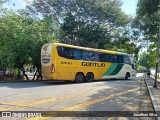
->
xmin=0 ymin=73 xmax=155 ymax=120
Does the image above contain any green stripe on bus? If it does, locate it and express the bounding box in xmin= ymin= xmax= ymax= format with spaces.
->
xmin=103 ymin=63 xmax=118 ymax=76
xmin=103 ymin=63 xmax=124 ymax=76
xmin=109 ymin=64 xmax=124 ymax=75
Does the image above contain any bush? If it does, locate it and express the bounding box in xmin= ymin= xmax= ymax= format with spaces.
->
xmin=137 ymin=66 xmax=147 ymax=72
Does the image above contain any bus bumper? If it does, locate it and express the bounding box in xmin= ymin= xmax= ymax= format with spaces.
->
xmin=42 ymin=74 xmax=56 ymax=80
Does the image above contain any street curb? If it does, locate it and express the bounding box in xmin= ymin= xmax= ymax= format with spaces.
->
xmin=144 ymin=77 xmax=160 ymax=120
xmin=0 ymin=80 xmax=46 ymax=83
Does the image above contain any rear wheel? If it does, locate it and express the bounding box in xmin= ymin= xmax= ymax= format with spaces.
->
xmin=75 ymin=73 xmax=84 ymax=83
xmin=86 ymin=73 xmax=94 ymax=82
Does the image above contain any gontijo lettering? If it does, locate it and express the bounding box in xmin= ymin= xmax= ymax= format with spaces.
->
xmin=82 ymin=62 xmax=105 ymax=67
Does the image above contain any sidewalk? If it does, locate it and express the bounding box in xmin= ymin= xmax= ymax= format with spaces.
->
xmin=144 ymin=76 xmax=160 ymax=120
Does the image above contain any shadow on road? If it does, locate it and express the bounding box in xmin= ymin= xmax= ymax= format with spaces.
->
xmin=70 ymin=78 xmax=155 ymax=120
xmin=0 ymin=79 xmax=134 ymax=88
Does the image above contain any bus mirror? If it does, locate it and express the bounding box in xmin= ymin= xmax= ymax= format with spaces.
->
xmin=132 ymin=64 xmax=135 ymax=69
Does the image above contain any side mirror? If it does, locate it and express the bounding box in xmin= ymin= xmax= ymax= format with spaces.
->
xmin=132 ymin=64 xmax=135 ymax=69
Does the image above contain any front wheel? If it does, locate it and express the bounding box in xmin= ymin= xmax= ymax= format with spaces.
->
xmin=125 ymin=73 xmax=129 ymax=80
xmin=75 ymin=73 xmax=84 ymax=83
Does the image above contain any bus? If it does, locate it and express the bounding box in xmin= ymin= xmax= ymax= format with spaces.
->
xmin=41 ymin=43 xmax=136 ymax=82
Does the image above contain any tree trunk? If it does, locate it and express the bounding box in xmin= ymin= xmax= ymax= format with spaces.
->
xmin=32 ymin=69 xmax=38 ymax=80
xmin=20 ymin=67 xmax=29 ymax=80
xmin=36 ymin=65 xmax=42 ymax=80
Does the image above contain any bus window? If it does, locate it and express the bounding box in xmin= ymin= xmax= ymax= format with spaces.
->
xmin=64 ymin=47 xmax=74 ymax=59
xmin=117 ymin=55 xmax=124 ymax=63
xmin=57 ymin=46 xmax=64 ymax=57
xmin=88 ymin=51 xmax=99 ymax=61
xmin=82 ymin=50 xmax=89 ymax=60
xmin=124 ymin=56 xmax=131 ymax=64
xmin=57 ymin=46 xmax=74 ymax=59
xmin=113 ymin=55 xmax=117 ymax=63
xmin=88 ymin=51 xmax=94 ymax=61
xmin=94 ymin=52 xmax=99 ymax=61
xmin=108 ymin=54 xmax=114 ymax=62
xmin=72 ymin=49 xmax=81 ymax=60
xmin=98 ymin=53 xmax=106 ymax=62
xmin=105 ymin=54 xmax=109 ymax=62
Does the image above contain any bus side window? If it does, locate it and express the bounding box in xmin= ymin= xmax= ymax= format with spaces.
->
xmin=89 ymin=51 xmax=94 ymax=61
xmin=105 ymin=54 xmax=109 ymax=62
xmin=89 ymin=52 xmax=99 ymax=61
xmin=113 ymin=55 xmax=117 ymax=63
xmin=82 ymin=50 xmax=88 ymax=60
xmin=63 ymin=47 xmax=74 ymax=59
xmin=57 ymin=46 xmax=64 ymax=57
xmin=98 ymin=53 xmax=106 ymax=62
xmin=117 ymin=55 xmax=124 ymax=63
xmin=94 ymin=52 xmax=99 ymax=61
xmin=73 ymin=49 xmax=81 ymax=60
xmin=108 ymin=54 xmax=114 ymax=62
xmin=57 ymin=46 xmax=73 ymax=59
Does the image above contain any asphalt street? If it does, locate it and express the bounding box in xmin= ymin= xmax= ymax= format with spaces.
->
xmin=0 ymin=73 xmax=155 ymax=120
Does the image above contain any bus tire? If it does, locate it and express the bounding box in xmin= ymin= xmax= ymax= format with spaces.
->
xmin=86 ymin=72 xmax=94 ymax=82
xmin=75 ymin=73 xmax=84 ymax=83
xmin=125 ymin=73 xmax=130 ymax=80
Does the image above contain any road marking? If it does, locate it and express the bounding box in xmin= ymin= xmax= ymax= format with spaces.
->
xmin=62 ymin=88 xmax=139 ymax=111
xmin=0 ymin=89 xmax=93 ymax=111
xmin=28 ymin=87 xmax=140 ymax=120
xmin=0 ymin=86 xmax=113 ymax=111
xmin=0 ymin=84 xmax=138 ymax=111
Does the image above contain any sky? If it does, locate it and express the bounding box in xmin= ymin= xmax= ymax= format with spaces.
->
xmin=5 ymin=0 xmax=138 ymax=17
xmin=121 ymin=0 xmax=138 ymax=17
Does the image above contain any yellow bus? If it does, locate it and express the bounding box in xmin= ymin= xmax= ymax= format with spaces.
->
xmin=41 ymin=43 xmax=136 ymax=82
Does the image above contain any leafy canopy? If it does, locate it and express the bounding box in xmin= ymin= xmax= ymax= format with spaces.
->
xmin=27 ymin=0 xmax=130 ymax=48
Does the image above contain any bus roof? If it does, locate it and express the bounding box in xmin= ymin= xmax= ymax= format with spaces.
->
xmin=52 ymin=43 xmax=127 ymax=55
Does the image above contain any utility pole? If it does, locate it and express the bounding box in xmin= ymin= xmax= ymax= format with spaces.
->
xmin=154 ymin=27 xmax=160 ymax=88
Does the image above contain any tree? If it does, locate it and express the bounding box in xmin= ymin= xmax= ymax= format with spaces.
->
xmin=27 ymin=0 xmax=130 ymax=49
xmin=0 ymin=10 xmax=58 ymax=80
xmin=136 ymin=0 xmax=160 ymax=68
xmin=0 ymin=0 xmax=8 ymax=7
xmin=138 ymin=52 xmax=148 ymax=68
xmin=137 ymin=0 xmax=160 ymax=17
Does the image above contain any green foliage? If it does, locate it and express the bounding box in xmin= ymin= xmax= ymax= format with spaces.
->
xmin=27 ymin=0 xmax=130 ymax=48
xmin=147 ymin=51 xmax=156 ymax=68
xmin=137 ymin=0 xmax=160 ymax=17
xmin=138 ymin=51 xmax=156 ymax=69
xmin=137 ymin=65 xmax=147 ymax=72
xmin=138 ymin=52 xmax=148 ymax=68
xmin=0 ymin=10 xmax=58 ymax=79
xmin=137 ymin=0 xmax=160 ymax=42
xmin=137 ymin=0 xmax=160 ymax=68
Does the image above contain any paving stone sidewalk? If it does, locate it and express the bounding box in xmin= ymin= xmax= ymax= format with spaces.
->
xmin=145 ymin=76 xmax=160 ymax=120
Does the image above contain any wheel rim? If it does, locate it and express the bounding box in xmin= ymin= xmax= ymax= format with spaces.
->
xmin=75 ymin=73 xmax=84 ymax=82
xmin=86 ymin=73 xmax=93 ymax=82
xmin=78 ymin=76 xmax=83 ymax=81
xmin=88 ymin=75 xmax=92 ymax=80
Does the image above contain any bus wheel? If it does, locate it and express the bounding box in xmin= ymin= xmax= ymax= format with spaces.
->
xmin=125 ymin=73 xmax=129 ymax=80
xmin=86 ymin=73 xmax=94 ymax=82
xmin=75 ymin=73 xmax=84 ymax=83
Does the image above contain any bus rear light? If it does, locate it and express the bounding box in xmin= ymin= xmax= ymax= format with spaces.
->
xmin=51 ymin=64 xmax=55 ymax=73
